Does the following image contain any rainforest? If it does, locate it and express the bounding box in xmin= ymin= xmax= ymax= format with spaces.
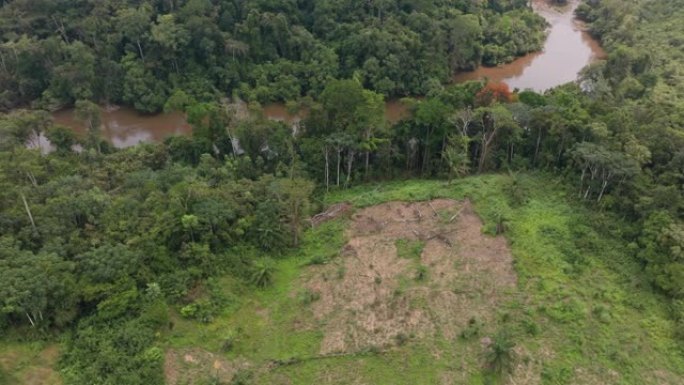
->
xmin=1 ymin=0 xmax=684 ymax=384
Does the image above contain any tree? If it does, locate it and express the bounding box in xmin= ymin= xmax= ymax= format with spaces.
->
xmin=269 ymin=177 xmax=314 ymax=247
xmin=443 ymin=133 xmax=471 ymax=182
xmin=74 ymin=100 xmax=102 ymax=153
xmin=475 ymin=83 xmax=513 ymax=107
xmin=48 ymin=41 xmax=96 ymax=102
xmin=121 ymin=53 xmax=168 ymax=113
xmin=572 ymin=142 xmax=640 ymax=202
xmin=474 ymin=105 xmax=518 ymax=173
xmin=45 ymin=125 xmax=77 ymax=154
xmin=151 ymin=14 xmax=189 ymax=73
xmin=116 ymin=6 xmax=152 ymax=62
xmin=0 ymin=239 xmax=75 ymax=328
xmin=414 ymin=98 xmax=451 ymax=175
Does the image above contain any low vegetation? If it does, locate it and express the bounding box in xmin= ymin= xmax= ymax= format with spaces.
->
xmin=159 ymin=175 xmax=683 ymax=384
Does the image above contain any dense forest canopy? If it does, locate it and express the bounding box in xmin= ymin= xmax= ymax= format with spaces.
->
xmin=0 ymin=0 xmax=545 ymax=112
xmin=2 ymin=0 xmax=684 ymax=384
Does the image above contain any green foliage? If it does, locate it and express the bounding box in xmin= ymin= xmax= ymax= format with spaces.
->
xmin=415 ymin=265 xmax=429 ymax=282
xmin=2 ymin=0 xmax=684 ymax=382
xmin=460 ymin=317 xmax=484 ymax=340
xmin=60 ymin=318 xmax=165 ymax=385
xmin=0 ymin=0 xmax=545 ymax=110
xmin=297 ymin=288 xmax=321 ymax=305
xmin=395 ymin=239 xmax=425 ymax=260
xmin=483 ymin=330 xmax=516 ymax=376
xmin=250 ymin=259 xmax=276 ymax=288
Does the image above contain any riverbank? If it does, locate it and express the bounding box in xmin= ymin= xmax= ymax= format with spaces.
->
xmin=44 ymin=0 xmax=605 ymax=150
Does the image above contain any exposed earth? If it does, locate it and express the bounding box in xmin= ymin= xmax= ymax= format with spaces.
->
xmin=165 ymin=199 xmax=519 ymax=384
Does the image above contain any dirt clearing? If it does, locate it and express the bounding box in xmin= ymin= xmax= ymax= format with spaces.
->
xmin=164 ymin=348 xmax=250 ymax=385
xmin=304 ymin=199 xmax=517 ymax=354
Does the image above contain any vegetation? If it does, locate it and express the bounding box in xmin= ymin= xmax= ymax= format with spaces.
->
xmin=0 ymin=0 xmax=545 ymax=111
xmin=160 ymin=176 xmax=684 ymax=384
xmin=2 ymin=0 xmax=684 ymax=383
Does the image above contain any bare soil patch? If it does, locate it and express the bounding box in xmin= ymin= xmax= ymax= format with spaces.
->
xmin=310 ymin=202 xmax=353 ymax=227
xmin=304 ymin=199 xmax=517 ymax=354
xmin=164 ymin=348 xmax=250 ymax=385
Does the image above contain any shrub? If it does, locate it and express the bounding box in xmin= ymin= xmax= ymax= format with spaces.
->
xmin=522 ymin=319 xmax=540 ymax=336
xmin=250 ymin=258 xmax=275 ymax=288
xmin=306 ymin=255 xmax=328 ymax=265
xmin=298 ymin=288 xmax=321 ymax=305
xmin=415 ymin=265 xmax=429 ymax=281
xmin=483 ymin=330 xmax=516 ymax=376
xmin=461 ymin=317 xmax=484 ymax=340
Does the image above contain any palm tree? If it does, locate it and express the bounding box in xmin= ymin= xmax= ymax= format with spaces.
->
xmin=483 ymin=330 xmax=516 ymax=376
xmin=250 ymin=258 xmax=275 ymax=288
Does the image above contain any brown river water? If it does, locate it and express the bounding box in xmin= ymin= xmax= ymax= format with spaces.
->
xmin=46 ymin=0 xmax=603 ymax=150
xmin=454 ymin=0 xmax=605 ymax=89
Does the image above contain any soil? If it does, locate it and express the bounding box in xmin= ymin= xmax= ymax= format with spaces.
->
xmin=164 ymin=348 xmax=250 ymax=385
xmin=303 ymin=199 xmax=517 ymax=354
xmin=310 ymin=202 xmax=353 ymax=227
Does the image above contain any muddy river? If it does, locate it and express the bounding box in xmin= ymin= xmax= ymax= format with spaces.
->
xmin=48 ymin=0 xmax=604 ymax=149
xmin=454 ymin=0 xmax=605 ymax=89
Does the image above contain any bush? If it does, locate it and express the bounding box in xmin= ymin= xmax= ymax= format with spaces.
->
xmin=461 ymin=317 xmax=484 ymax=340
xmin=306 ymin=255 xmax=328 ymax=266
xmin=522 ymin=319 xmax=540 ymax=336
xmin=250 ymin=259 xmax=275 ymax=288
xmin=298 ymin=288 xmax=321 ymax=305
xmin=415 ymin=265 xmax=429 ymax=281
xmin=221 ymin=330 xmax=238 ymax=352
xmin=483 ymin=330 xmax=516 ymax=376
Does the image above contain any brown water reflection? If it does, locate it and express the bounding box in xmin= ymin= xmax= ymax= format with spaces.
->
xmin=49 ymin=100 xmax=414 ymax=149
xmin=260 ymin=103 xmax=301 ymax=124
xmin=52 ymin=107 xmax=191 ymax=148
xmin=454 ymin=0 xmax=606 ymax=91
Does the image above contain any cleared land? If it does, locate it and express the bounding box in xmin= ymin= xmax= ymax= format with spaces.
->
xmin=306 ymin=199 xmax=516 ymax=354
xmin=162 ymin=174 xmax=684 ymax=385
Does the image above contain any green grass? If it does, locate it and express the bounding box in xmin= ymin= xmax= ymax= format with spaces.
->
xmin=395 ymin=238 xmax=425 ymax=260
xmin=164 ymin=219 xmax=347 ymax=363
xmin=0 ymin=342 xmax=61 ymax=385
